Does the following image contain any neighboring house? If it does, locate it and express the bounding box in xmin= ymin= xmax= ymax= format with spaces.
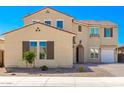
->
xmin=118 ymin=46 xmax=124 ymax=62
xmin=0 ymin=7 xmax=118 ymax=68
xmin=118 ymin=46 xmax=124 ymax=54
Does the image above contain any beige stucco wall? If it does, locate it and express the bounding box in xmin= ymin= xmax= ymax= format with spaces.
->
xmin=3 ymin=7 xmax=118 ymax=66
xmin=72 ymin=23 xmax=118 ymax=63
xmin=4 ymin=23 xmax=74 ymax=68
xmin=24 ymin=8 xmax=74 ymax=32
xmin=87 ymin=25 xmax=118 ymax=63
xmin=24 ymin=8 xmax=118 ymax=63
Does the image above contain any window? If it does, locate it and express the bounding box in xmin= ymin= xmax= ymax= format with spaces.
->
xmin=90 ymin=27 xmax=99 ymax=37
xmin=78 ymin=25 xmax=82 ymax=32
xmin=104 ymin=28 xmax=113 ymax=37
xmin=39 ymin=42 xmax=47 ymax=59
xmin=30 ymin=41 xmax=37 ymax=54
xmin=39 ymin=41 xmax=54 ymax=60
xmin=32 ymin=20 xmax=40 ymax=24
xmin=22 ymin=41 xmax=37 ymax=57
xmin=56 ymin=20 xmax=63 ymax=29
xmin=22 ymin=41 xmax=54 ymax=60
xmin=90 ymin=48 xmax=99 ymax=58
xmin=44 ymin=20 xmax=51 ymax=26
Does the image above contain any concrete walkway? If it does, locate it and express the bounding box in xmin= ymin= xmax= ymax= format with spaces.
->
xmin=0 ymin=77 xmax=124 ymax=86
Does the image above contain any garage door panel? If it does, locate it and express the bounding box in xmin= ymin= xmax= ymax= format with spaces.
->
xmin=101 ymin=49 xmax=115 ymax=63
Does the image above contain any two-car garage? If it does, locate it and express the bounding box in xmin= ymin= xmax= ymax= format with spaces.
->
xmin=101 ymin=48 xmax=116 ymax=63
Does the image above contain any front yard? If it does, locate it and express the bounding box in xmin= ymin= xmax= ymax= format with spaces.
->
xmin=0 ymin=64 xmax=114 ymax=77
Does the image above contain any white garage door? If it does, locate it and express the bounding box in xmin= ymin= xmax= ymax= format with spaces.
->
xmin=101 ymin=49 xmax=115 ymax=63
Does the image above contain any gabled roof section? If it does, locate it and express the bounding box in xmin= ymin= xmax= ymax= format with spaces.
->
xmin=79 ymin=20 xmax=117 ymax=26
xmin=2 ymin=22 xmax=76 ymax=35
xmin=118 ymin=46 xmax=124 ymax=49
xmin=24 ymin=7 xmax=74 ymax=19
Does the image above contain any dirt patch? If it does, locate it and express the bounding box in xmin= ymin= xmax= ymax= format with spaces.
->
xmin=0 ymin=64 xmax=114 ymax=77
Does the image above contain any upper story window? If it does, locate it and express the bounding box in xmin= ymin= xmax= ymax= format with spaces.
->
xmin=90 ymin=27 xmax=99 ymax=37
xmin=104 ymin=28 xmax=113 ymax=37
xmin=44 ymin=20 xmax=51 ymax=26
xmin=32 ymin=20 xmax=40 ymax=24
xmin=56 ymin=20 xmax=63 ymax=29
xmin=78 ymin=25 xmax=82 ymax=32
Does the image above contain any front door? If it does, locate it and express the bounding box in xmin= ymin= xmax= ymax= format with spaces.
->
xmin=76 ymin=45 xmax=84 ymax=63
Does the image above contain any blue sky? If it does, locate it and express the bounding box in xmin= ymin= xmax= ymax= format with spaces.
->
xmin=0 ymin=6 xmax=123 ymax=46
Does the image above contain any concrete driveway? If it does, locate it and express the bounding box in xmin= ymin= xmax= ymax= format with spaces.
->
xmin=98 ymin=63 xmax=124 ymax=77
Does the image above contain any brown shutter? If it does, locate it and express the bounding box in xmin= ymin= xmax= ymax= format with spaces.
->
xmin=47 ymin=41 xmax=54 ymax=59
xmin=104 ymin=28 xmax=106 ymax=37
xmin=22 ymin=41 xmax=30 ymax=54
xmin=110 ymin=28 xmax=113 ymax=37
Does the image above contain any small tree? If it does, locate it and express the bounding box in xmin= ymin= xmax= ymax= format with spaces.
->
xmin=23 ymin=51 xmax=36 ymax=68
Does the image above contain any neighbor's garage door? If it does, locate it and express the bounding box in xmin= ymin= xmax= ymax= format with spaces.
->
xmin=101 ymin=49 xmax=115 ymax=63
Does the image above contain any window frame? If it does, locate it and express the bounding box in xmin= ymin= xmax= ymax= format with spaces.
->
xmin=39 ymin=41 xmax=47 ymax=60
xmin=56 ymin=19 xmax=64 ymax=29
xmin=28 ymin=41 xmax=38 ymax=57
xmin=104 ymin=28 xmax=113 ymax=38
xmin=44 ymin=19 xmax=52 ymax=26
xmin=90 ymin=27 xmax=100 ymax=37
xmin=90 ymin=48 xmax=99 ymax=59
xmin=28 ymin=40 xmax=54 ymax=60
xmin=32 ymin=20 xmax=40 ymax=24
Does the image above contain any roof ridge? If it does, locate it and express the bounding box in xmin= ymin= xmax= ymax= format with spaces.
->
xmin=24 ymin=7 xmax=74 ymax=19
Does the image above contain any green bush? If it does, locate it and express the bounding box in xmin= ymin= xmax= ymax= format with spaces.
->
xmin=79 ymin=66 xmax=85 ymax=72
xmin=23 ymin=51 xmax=36 ymax=64
xmin=23 ymin=51 xmax=36 ymax=68
xmin=40 ymin=65 xmax=48 ymax=71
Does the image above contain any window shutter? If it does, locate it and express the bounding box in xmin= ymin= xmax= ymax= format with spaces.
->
xmin=22 ymin=41 xmax=30 ymax=54
xmin=110 ymin=28 xmax=113 ymax=37
xmin=47 ymin=41 xmax=54 ymax=59
xmin=104 ymin=28 xmax=106 ymax=37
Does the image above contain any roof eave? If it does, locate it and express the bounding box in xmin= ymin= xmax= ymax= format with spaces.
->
xmin=2 ymin=22 xmax=76 ymax=36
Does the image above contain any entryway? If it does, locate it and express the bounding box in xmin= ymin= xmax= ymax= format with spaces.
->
xmin=76 ymin=45 xmax=84 ymax=64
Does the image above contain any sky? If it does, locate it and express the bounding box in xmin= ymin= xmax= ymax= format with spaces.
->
xmin=0 ymin=6 xmax=123 ymax=46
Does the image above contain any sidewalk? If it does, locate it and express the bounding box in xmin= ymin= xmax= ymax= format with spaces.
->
xmin=0 ymin=77 xmax=124 ymax=87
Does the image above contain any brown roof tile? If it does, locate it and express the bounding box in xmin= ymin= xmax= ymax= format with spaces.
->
xmin=24 ymin=7 xmax=74 ymax=19
xmin=79 ymin=20 xmax=117 ymax=26
xmin=2 ymin=22 xmax=76 ymax=35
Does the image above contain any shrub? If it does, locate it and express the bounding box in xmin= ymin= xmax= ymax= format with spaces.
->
xmin=23 ymin=51 xmax=36 ymax=67
xmin=40 ymin=65 xmax=48 ymax=71
xmin=79 ymin=66 xmax=85 ymax=72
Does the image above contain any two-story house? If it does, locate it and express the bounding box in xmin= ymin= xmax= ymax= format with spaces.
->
xmin=0 ymin=7 xmax=118 ymax=68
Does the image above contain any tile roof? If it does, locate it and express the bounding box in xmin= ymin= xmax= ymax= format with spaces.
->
xmin=79 ymin=20 xmax=117 ymax=26
xmin=2 ymin=22 xmax=76 ymax=35
xmin=24 ymin=7 xmax=74 ymax=19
